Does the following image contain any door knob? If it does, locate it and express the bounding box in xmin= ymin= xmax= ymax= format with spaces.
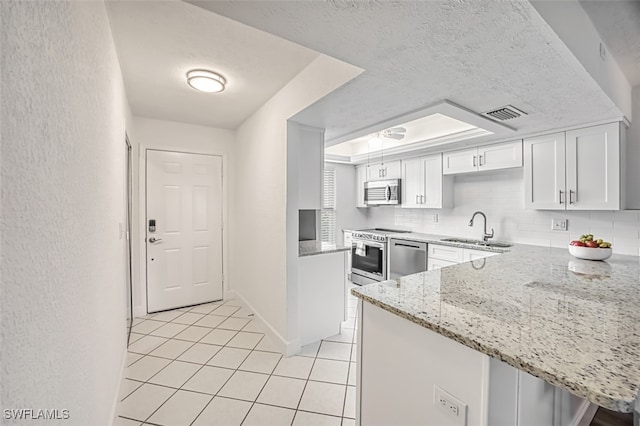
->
xmin=148 ymin=237 xmax=163 ymax=243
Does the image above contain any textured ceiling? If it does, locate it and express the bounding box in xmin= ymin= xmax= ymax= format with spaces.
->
xmin=580 ymin=0 xmax=640 ymax=86
xmin=105 ymin=1 xmax=318 ymax=129
xmin=190 ymin=0 xmax=622 ymax=142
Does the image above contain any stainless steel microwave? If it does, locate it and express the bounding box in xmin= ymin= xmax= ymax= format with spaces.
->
xmin=365 ymin=179 xmax=401 ymax=205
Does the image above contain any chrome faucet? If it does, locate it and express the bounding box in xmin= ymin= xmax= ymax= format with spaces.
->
xmin=468 ymin=211 xmax=494 ymax=242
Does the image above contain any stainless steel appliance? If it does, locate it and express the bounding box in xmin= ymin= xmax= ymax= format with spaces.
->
xmin=389 ymin=238 xmax=428 ymax=280
xmin=364 ymin=179 xmax=401 ymax=206
xmin=351 ymin=228 xmax=410 ymax=285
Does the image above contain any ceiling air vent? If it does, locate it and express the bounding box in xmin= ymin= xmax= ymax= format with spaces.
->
xmin=482 ymin=105 xmax=527 ymax=121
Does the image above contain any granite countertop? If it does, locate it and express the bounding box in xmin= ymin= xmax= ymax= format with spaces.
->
xmin=352 ymin=243 xmax=640 ymax=413
xmin=299 ymin=240 xmax=350 ymax=257
xmin=386 ymin=231 xmax=511 ymax=254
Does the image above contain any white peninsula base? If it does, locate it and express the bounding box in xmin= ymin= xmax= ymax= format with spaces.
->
xmin=356 ymin=300 xmax=597 ymax=426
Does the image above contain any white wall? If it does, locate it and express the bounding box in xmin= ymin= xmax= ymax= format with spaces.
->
xmin=1 ymin=2 xmax=130 ymax=425
xmin=325 ymin=162 xmax=367 ymax=241
xmin=365 ymin=168 xmax=640 ymax=256
xmin=626 ymin=86 xmax=640 ymax=208
xmin=127 ymin=116 xmax=235 ymax=317
xmin=231 ymin=54 xmax=362 ymax=354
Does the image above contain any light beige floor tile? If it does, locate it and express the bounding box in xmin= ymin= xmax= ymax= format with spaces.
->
xmin=147 ymin=360 xmax=201 ymax=388
xmin=131 ymin=320 xmax=165 ymax=335
xmin=127 ymin=352 xmax=144 ymax=366
xmin=350 ymin=344 xmax=357 ymax=362
xmin=199 ymin=328 xmax=237 ymax=346
xmin=299 ymin=341 xmax=321 ymax=358
xmin=217 ymin=370 xmax=269 ymax=401
xmin=129 ymin=333 xmax=145 ymax=344
xmin=149 ymin=339 xmax=193 ymax=360
xmin=242 ymin=403 xmax=295 ymax=426
xmin=309 ymin=358 xmax=349 ymax=384
xmin=151 ymin=310 xmax=184 ymax=322
xmin=341 ymin=418 xmax=356 ymax=426
xmin=132 ymin=318 xmax=145 ymax=326
xmin=217 ymin=317 xmax=250 ymax=331
xmin=119 ymin=379 xmax=143 ymax=401
xmin=343 ymin=386 xmax=356 ymax=419
xmin=298 ymin=381 xmax=346 ymax=417
xmin=273 ymin=355 xmax=314 ymax=379
xmin=125 ymin=356 xmax=171 ymax=381
xmin=317 ymin=341 xmax=352 ymax=361
xmin=149 ymin=322 xmax=189 ymax=338
xmin=222 ymin=298 xmax=242 ymax=307
xmin=239 ymin=350 xmax=282 ymax=374
xmin=226 ymin=332 xmax=264 ymax=350
xmin=292 ymin=411 xmax=342 ymax=426
xmin=128 ymin=335 xmax=168 ymax=355
xmin=256 ymin=375 xmax=306 ymax=409
xmin=189 ymin=302 xmax=220 ymax=315
xmin=347 ymin=362 xmax=356 ymax=386
xmin=211 ymin=305 xmax=240 ymax=317
xmin=207 ymin=347 xmax=251 ymax=369
xmin=192 ymin=396 xmax=252 ymax=426
xmin=172 ymin=312 xmax=205 ymax=325
xmin=174 ymin=325 xmax=212 ymax=342
xmin=177 ymin=343 xmax=222 ymax=365
xmin=254 ymin=336 xmax=280 ymax=353
xmin=117 ymin=383 xmax=174 ymax=422
xmin=231 ymin=307 xmax=253 ymax=318
xmin=182 ymin=365 xmax=234 ymax=395
xmin=241 ymin=321 xmax=263 ymax=333
xmin=147 ymin=390 xmax=211 ymax=426
xmin=193 ymin=314 xmax=226 ymax=329
xmin=113 ymin=416 xmax=142 ymax=426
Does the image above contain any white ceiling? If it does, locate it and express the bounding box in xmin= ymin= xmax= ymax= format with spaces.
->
xmin=105 ymin=1 xmax=319 ymax=129
xmin=579 ymin=0 xmax=640 ymax=86
xmin=190 ymin=0 xmax=623 ymax=142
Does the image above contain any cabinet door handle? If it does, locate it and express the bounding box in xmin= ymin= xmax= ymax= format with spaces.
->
xmin=479 ymin=155 xmax=484 ymax=166
xmin=416 ymin=195 xmax=419 ymax=204
xmin=559 ymin=190 xmax=564 ymax=205
xmin=421 ymin=195 xmax=425 ymax=204
xmin=569 ymin=190 xmax=575 ymax=204
xmin=473 ymin=155 xmax=477 ymax=167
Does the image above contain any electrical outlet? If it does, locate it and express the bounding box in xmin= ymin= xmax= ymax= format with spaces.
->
xmin=433 ymin=214 xmax=439 ymax=223
xmin=434 ymin=386 xmax=467 ymax=425
xmin=552 ymin=218 xmax=568 ymax=231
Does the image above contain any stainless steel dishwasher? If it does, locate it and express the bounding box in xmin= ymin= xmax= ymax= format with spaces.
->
xmin=389 ymin=239 xmax=428 ymax=280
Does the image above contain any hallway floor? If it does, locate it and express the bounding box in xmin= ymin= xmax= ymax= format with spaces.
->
xmin=115 ymin=292 xmax=358 ymax=426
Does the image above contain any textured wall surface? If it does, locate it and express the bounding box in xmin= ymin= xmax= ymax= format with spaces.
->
xmin=364 ymin=168 xmax=640 ymax=256
xmin=1 ymin=2 xmax=129 ymax=425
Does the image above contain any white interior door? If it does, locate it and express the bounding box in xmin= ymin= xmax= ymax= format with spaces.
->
xmin=146 ymin=150 xmax=223 ymax=312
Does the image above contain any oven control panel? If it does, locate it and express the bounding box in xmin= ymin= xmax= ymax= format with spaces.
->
xmin=352 ymin=232 xmax=387 ymax=243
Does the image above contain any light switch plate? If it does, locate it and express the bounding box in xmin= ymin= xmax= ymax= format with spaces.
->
xmin=552 ymin=218 xmax=568 ymax=231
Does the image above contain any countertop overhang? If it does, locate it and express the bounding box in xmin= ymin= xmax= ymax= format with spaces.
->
xmin=352 ymin=234 xmax=640 ymax=413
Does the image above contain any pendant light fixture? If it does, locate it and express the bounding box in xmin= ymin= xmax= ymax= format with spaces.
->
xmin=186 ymin=69 xmax=226 ymax=93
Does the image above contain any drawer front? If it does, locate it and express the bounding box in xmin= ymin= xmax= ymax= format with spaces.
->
xmin=428 ymin=244 xmax=464 ymax=262
xmin=427 ymin=258 xmax=458 ymax=271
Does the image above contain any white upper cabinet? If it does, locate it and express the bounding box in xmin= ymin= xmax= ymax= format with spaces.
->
xmin=356 ymin=165 xmax=368 ymax=208
xmin=524 ymin=122 xmax=621 ymax=210
xmin=401 ymin=154 xmax=452 ymax=209
xmin=367 ymin=160 xmax=401 ymax=181
xmin=443 ymin=140 xmax=523 ymax=175
xmin=292 ymin=123 xmax=324 ymax=210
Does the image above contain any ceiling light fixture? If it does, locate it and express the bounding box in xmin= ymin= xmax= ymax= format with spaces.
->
xmin=186 ymin=69 xmax=226 ymax=93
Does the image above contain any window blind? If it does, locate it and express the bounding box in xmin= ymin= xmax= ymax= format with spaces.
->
xmin=321 ymin=168 xmax=336 ymax=244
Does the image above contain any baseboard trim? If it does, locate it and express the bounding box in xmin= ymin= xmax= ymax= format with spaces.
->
xmin=574 ymin=400 xmax=598 ymax=426
xmin=109 ymin=344 xmax=128 ymax=425
xmin=226 ymin=290 xmax=301 ymax=356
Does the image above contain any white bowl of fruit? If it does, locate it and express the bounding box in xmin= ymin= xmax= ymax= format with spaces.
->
xmin=568 ymin=234 xmax=612 ymax=261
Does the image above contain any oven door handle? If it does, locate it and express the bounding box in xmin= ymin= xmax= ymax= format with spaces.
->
xmin=353 ymin=240 xmax=385 ymax=249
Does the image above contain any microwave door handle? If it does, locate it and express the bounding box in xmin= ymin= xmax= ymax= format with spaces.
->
xmin=385 ymin=185 xmax=390 ymax=201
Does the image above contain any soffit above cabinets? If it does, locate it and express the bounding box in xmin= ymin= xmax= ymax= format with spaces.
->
xmin=324 ymin=100 xmax=516 ymax=164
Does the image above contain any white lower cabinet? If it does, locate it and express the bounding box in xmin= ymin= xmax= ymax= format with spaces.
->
xmin=427 ymin=244 xmax=497 ymax=270
xmin=357 ymin=301 xmax=595 ymax=426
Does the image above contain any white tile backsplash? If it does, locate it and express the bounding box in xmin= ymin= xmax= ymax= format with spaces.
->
xmin=365 ymin=168 xmax=640 ymax=256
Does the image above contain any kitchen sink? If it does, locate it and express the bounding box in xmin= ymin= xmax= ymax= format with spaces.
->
xmin=440 ymin=237 xmax=512 ymax=248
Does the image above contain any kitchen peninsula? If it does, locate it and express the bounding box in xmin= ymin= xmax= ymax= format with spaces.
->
xmin=299 ymin=240 xmax=350 ymax=348
xmin=352 ymin=239 xmax=640 ymax=426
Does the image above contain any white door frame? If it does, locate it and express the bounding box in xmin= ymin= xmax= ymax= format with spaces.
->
xmin=134 ymin=144 xmax=229 ymax=317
